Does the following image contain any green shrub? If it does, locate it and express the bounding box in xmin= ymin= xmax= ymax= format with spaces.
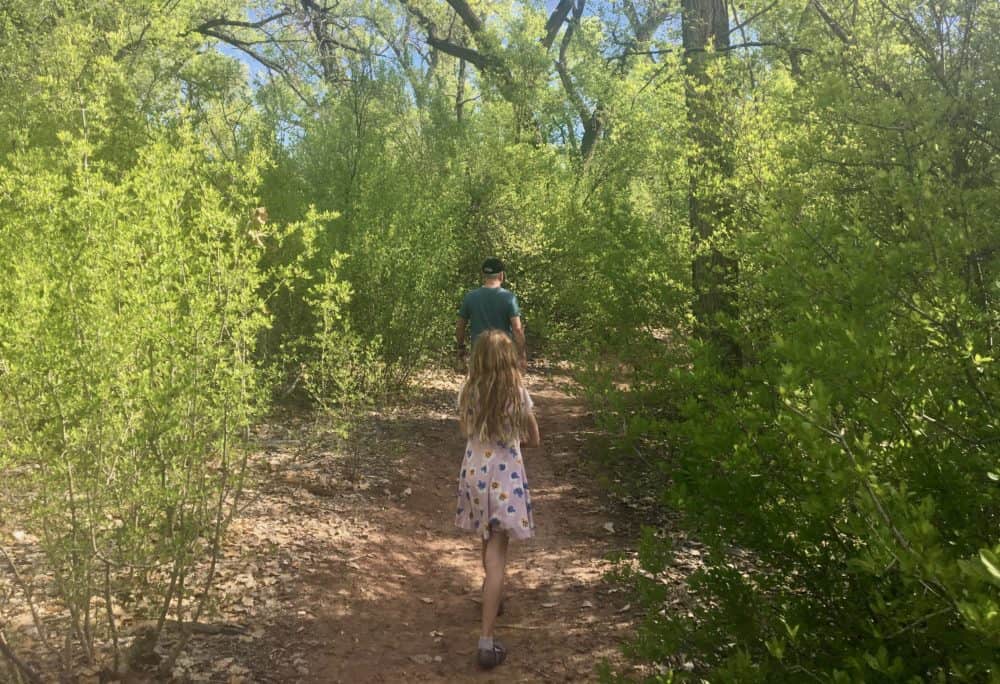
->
xmin=0 ymin=130 xmax=268 ymax=675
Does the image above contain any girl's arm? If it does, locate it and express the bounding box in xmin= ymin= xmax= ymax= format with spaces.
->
xmin=521 ymin=411 xmax=541 ymax=448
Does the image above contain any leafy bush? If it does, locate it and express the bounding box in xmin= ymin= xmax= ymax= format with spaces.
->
xmin=589 ymin=0 xmax=1000 ymax=679
xmin=0 ymin=131 xmax=268 ymax=676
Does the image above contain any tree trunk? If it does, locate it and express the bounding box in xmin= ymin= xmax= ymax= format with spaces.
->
xmin=456 ymin=58 xmax=466 ymax=122
xmin=683 ymin=0 xmax=741 ymax=369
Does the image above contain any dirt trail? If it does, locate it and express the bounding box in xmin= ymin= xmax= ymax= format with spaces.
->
xmin=181 ymin=367 xmax=639 ymax=682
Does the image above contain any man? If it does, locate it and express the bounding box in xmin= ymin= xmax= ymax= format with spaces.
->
xmin=456 ymin=257 xmax=527 ymax=370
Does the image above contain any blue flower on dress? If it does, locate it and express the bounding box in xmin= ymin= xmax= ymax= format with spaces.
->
xmin=513 ymin=487 xmax=524 ymax=497
xmin=457 ymin=507 xmax=464 ymax=515
xmin=480 ymin=465 xmax=488 ymax=473
xmin=510 ymin=472 xmax=520 ymax=480
xmin=477 ymin=480 xmax=487 ymax=491
xmin=526 ymin=502 xmax=532 ymax=512
xmin=489 ymin=517 xmax=500 ymax=526
xmin=498 ymin=463 xmax=506 ymax=471
xmin=466 ymin=449 xmax=472 ymax=458
xmin=507 ymin=505 xmax=517 ymax=514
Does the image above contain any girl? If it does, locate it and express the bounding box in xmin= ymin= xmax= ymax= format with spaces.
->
xmin=455 ymin=330 xmax=541 ymax=669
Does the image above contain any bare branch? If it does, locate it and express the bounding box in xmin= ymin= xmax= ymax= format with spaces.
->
xmin=634 ymin=2 xmax=673 ymax=44
xmin=810 ymin=0 xmax=854 ymax=44
xmin=0 ymin=631 xmax=43 ymax=684
xmin=555 ymin=0 xmax=602 ymax=162
xmin=542 ymin=0 xmax=575 ymax=50
xmin=445 ymin=0 xmax=483 ymax=34
xmin=194 ymin=28 xmax=317 ymax=105
xmin=614 ymin=1 xmax=674 ymax=70
xmin=728 ymin=0 xmax=780 ymax=34
xmin=192 ymin=11 xmax=290 ymax=34
xmin=556 ymin=0 xmax=590 ymax=123
xmin=400 ymin=0 xmax=501 ymax=72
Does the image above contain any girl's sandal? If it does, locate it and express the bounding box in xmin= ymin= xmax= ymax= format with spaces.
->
xmin=477 ymin=640 xmax=507 ymax=669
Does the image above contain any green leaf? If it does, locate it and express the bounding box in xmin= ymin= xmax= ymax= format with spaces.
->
xmin=980 ymin=549 xmax=1000 ymax=584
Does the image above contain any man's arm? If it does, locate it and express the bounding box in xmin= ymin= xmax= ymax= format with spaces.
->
xmin=454 ymin=317 xmax=468 ymax=373
xmin=511 ymin=316 xmax=527 ymax=370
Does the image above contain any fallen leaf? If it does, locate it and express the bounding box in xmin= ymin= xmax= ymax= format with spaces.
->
xmin=581 ymin=600 xmax=594 ymax=609
xmin=603 ymin=522 xmax=615 ymax=534
xmin=419 ymin=597 xmax=434 ymax=604
xmin=541 ymin=601 xmax=558 ymax=608
xmin=212 ymin=658 xmax=234 ymax=671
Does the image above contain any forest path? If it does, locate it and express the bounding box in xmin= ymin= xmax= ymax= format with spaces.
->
xmin=199 ymin=366 xmax=639 ymax=683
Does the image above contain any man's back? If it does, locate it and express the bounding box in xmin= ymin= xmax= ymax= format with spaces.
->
xmin=459 ymin=286 xmax=520 ymax=342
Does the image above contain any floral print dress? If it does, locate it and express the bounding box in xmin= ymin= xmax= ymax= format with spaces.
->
xmin=455 ymin=387 xmax=535 ymax=540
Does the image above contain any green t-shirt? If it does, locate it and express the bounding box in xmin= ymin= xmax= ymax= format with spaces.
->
xmin=458 ymin=286 xmax=521 ymax=342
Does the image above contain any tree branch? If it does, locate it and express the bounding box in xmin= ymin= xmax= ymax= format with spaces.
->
xmin=445 ymin=0 xmax=483 ymax=34
xmin=194 ymin=28 xmax=317 ymax=105
xmin=542 ymin=0 xmax=575 ymax=50
xmin=810 ymin=0 xmax=906 ymax=98
xmin=614 ymin=1 xmax=673 ymax=71
xmin=634 ymin=2 xmax=673 ymax=44
xmin=555 ymin=0 xmax=602 ymax=162
xmin=0 ymin=631 xmax=43 ymax=684
xmin=556 ymin=0 xmax=590 ymax=124
xmin=728 ymin=0 xmax=779 ymax=34
xmin=400 ymin=0 xmax=500 ymax=72
xmin=809 ymin=0 xmax=854 ymax=45
xmin=191 ymin=11 xmax=290 ymax=34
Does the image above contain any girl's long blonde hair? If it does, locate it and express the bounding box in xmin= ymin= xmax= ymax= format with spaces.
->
xmin=458 ymin=330 xmax=525 ymax=443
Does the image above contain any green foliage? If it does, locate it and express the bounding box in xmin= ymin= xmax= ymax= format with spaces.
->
xmin=0 ymin=0 xmax=269 ymax=674
xmin=0 ymin=129 xmax=268 ymax=672
xmin=588 ymin=0 xmax=1000 ymax=680
xmin=2 ymin=0 xmax=998 ymax=679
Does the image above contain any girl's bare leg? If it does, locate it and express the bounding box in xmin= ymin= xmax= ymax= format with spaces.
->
xmin=480 ymin=530 xmax=509 ymax=637
xmin=481 ymin=537 xmax=504 ymax=614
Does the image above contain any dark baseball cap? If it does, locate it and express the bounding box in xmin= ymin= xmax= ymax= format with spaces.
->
xmin=481 ymin=257 xmax=505 ymax=275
